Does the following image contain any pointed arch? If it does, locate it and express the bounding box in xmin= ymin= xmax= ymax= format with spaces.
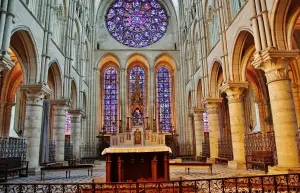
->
xmin=47 ymin=61 xmax=63 ymax=99
xmin=70 ymin=80 xmax=78 ymax=109
xmin=209 ymin=61 xmax=223 ymax=98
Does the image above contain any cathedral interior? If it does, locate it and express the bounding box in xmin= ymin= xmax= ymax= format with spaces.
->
xmin=0 ymin=0 xmax=300 ymax=192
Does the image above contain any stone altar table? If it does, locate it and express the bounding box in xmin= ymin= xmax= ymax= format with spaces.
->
xmin=102 ymin=146 xmax=171 ymax=182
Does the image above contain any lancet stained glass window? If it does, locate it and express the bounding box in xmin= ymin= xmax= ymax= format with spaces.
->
xmin=130 ymin=67 xmax=145 ymax=126
xmin=106 ymin=0 xmax=169 ymax=48
xmin=103 ymin=67 xmax=118 ymax=133
xmin=157 ymin=66 xmax=172 ymax=132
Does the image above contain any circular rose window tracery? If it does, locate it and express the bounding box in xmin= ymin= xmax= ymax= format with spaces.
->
xmin=106 ymin=0 xmax=169 ymax=48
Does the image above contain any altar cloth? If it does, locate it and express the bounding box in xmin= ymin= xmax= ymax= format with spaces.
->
xmin=101 ymin=146 xmax=172 ymax=155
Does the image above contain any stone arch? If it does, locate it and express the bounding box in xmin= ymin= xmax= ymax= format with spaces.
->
xmin=154 ymin=54 xmax=177 ymax=71
xmin=196 ymin=79 xmax=203 ymax=108
xmin=97 ymin=53 xmax=121 ymax=69
xmin=82 ymin=92 xmax=87 ymax=113
xmin=10 ymin=28 xmax=39 ymax=84
xmin=70 ymin=80 xmax=78 ymax=109
xmin=126 ymin=53 xmax=150 ymax=70
xmin=47 ymin=61 xmax=63 ymax=99
xmin=270 ymin=0 xmax=300 ymax=50
xmin=231 ymin=29 xmax=254 ymax=82
xmin=209 ymin=61 xmax=223 ymax=98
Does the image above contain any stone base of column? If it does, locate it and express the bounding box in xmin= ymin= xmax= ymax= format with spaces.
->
xmin=28 ymin=167 xmax=41 ymax=175
xmin=268 ymin=166 xmax=300 ymax=174
xmin=228 ymin=160 xmax=246 ymax=169
xmin=207 ymin=158 xmax=217 ymax=164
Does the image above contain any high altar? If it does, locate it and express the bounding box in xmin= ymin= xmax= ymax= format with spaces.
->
xmin=102 ymin=74 xmax=171 ymax=182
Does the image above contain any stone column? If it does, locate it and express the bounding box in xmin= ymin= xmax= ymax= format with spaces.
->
xmin=51 ymin=99 xmax=70 ymax=162
xmin=220 ymin=82 xmax=248 ymax=169
xmin=0 ymin=101 xmax=7 ymax=136
xmin=3 ymin=102 xmax=15 ymax=137
xmin=81 ymin=116 xmax=87 ymax=144
xmin=20 ymin=84 xmax=50 ymax=172
xmin=292 ymin=84 xmax=300 ymax=128
xmin=204 ymin=98 xmax=222 ymax=163
xmin=253 ymin=50 xmax=300 ymax=173
xmin=69 ymin=109 xmax=83 ymax=159
xmin=187 ymin=112 xmax=194 ymax=144
xmin=193 ymin=108 xmax=206 ymax=157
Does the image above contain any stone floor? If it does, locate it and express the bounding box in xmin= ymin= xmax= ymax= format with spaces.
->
xmin=4 ymin=162 xmax=265 ymax=183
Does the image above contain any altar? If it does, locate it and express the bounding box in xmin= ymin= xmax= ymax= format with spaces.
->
xmin=102 ymin=146 xmax=171 ymax=182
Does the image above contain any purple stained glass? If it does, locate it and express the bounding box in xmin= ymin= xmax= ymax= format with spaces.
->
xmin=157 ymin=66 xmax=172 ymax=132
xmin=106 ymin=0 xmax=169 ymax=48
xmin=103 ymin=67 xmax=118 ymax=134
xmin=130 ymin=67 xmax=145 ymax=126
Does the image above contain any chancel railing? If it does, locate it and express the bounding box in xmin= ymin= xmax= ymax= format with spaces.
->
xmin=49 ymin=140 xmax=56 ymax=163
xmin=0 ymin=174 xmax=299 ymax=193
xmin=245 ymin=131 xmax=277 ymax=165
xmin=80 ymin=143 xmax=97 ymax=158
xmin=64 ymin=142 xmax=73 ymax=161
xmin=218 ymin=137 xmax=233 ymax=160
xmin=0 ymin=137 xmax=27 ymax=161
xmin=179 ymin=141 xmax=193 ymax=159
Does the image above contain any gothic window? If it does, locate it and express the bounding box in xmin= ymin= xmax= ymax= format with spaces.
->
xmin=65 ymin=112 xmax=71 ymax=135
xmin=156 ymin=66 xmax=172 ymax=132
xmin=129 ymin=66 xmax=145 ymax=126
xmin=103 ymin=67 xmax=119 ymax=134
xmin=105 ymin=0 xmax=169 ymax=48
xmin=208 ymin=8 xmax=220 ymax=48
xmin=203 ymin=112 xmax=208 ymax=132
xmin=230 ymin=0 xmax=246 ymax=18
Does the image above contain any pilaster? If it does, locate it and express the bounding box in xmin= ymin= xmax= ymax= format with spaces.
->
xmin=203 ymin=98 xmax=222 ymax=163
xmin=252 ymin=49 xmax=300 ymax=173
xmin=220 ymin=82 xmax=248 ymax=169
xmin=0 ymin=101 xmax=7 ymax=136
xmin=193 ymin=108 xmax=206 ymax=157
xmin=20 ymin=84 xmax=51 ymax=173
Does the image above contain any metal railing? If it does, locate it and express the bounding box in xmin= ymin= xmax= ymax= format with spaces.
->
xmin=0 ymin=174 xmax=299 ymax=193
xmin=48 ymin=140 xmax=56 ymax=163
xmin=64 ymin=142 xmax=73 ymax=161
xmin=0 ymin=137 xmax=27 ymax=161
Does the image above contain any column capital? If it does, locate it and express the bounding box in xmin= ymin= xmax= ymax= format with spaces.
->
xmin=51 ymin=99 xmax=71 ymax=107
xmin=0 ymin=54 xmax=14 ymax=72
xmin=193 ymin=108 xmax=205 ymax=121
xmin=20 ymin=84 xmax=51 ymax=106
xmin=252 ymin=49 xmax=300 ymax=83
xmin=68 ymin=109 xmax=85 ymax=116
xmin=203 ymin=97 xmax=222 ymax=105
xmin=220 ymin=82 xmax=248 ymax=103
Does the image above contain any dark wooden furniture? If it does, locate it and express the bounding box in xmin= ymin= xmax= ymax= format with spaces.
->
xmin=0 ymin=157 xmax=28 ymax=182
xmin=169 ymin=162 xmax=212 ymax=175
xmin=246 ymin=151 xmax=273 ymax=173
xmin=103 ymin=147 xmax=170 ymax=182
xmin=40 ymin=164 xmax=93 ymax=180
xmin=216 ymin=153 xmax=233 ymax=165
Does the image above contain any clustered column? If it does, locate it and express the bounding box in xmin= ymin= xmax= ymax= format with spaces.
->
xmin=69 ymin=109 xmax=83 ymax=159
xmin=193 ymin=108 xmax=205 ymax=157
xmin=20 ymin=84 xmax=50 ymax=172
xmin=51 ymin=99 xmax=69 ymax=162
xmin=220 ymin=82 xmax=248 ymax=169
xmin=204 ymin=98 xmax=222 ymax=163
xmin=253 ymin=50 xmax=300 ymax=173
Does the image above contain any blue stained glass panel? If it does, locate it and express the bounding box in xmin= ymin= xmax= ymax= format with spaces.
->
xmin=103 ymin=67 xmax=118 ymax=134
xmin=156 ymin=66 xmax=172 ymax=132
xmin=106 ymin=0 xmax=169 ymax=48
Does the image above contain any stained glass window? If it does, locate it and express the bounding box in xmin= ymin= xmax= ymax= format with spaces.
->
xmin=203 ymin=112 xmax=208 ymax=132
xmin=65 ymin=112 xmax=71 ymax=135
xmin=103 ymin=67 xmax=119 ymax=134
xmin=130 ymin=66 xmax=145 ymax=126
xmin=106 ymin=0 xmax=169 ymax=48
xmin=157 ymin=66 xmax=172 ymax=132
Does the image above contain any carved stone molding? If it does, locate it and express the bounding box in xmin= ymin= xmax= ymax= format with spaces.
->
xmin=203 ymin=98 xmax=222 ymax=115
xmin=252 ymin=49 xmax=300 ymax=84
xmin=220 ymin=82 xmax=248 ymax=104
xmin=20 ymin=84 xmax=51 ymax=106
xmin=193 ymin=108 xmax=205 ymax=121
xmin=0 ymin=54 xmax=14 ymax=72
xmin=69 ymin=109 xmax=85 ymax=117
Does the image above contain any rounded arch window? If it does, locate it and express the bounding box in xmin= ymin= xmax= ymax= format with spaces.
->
xmin=105 ymin=0 xmax=169 ymax=48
